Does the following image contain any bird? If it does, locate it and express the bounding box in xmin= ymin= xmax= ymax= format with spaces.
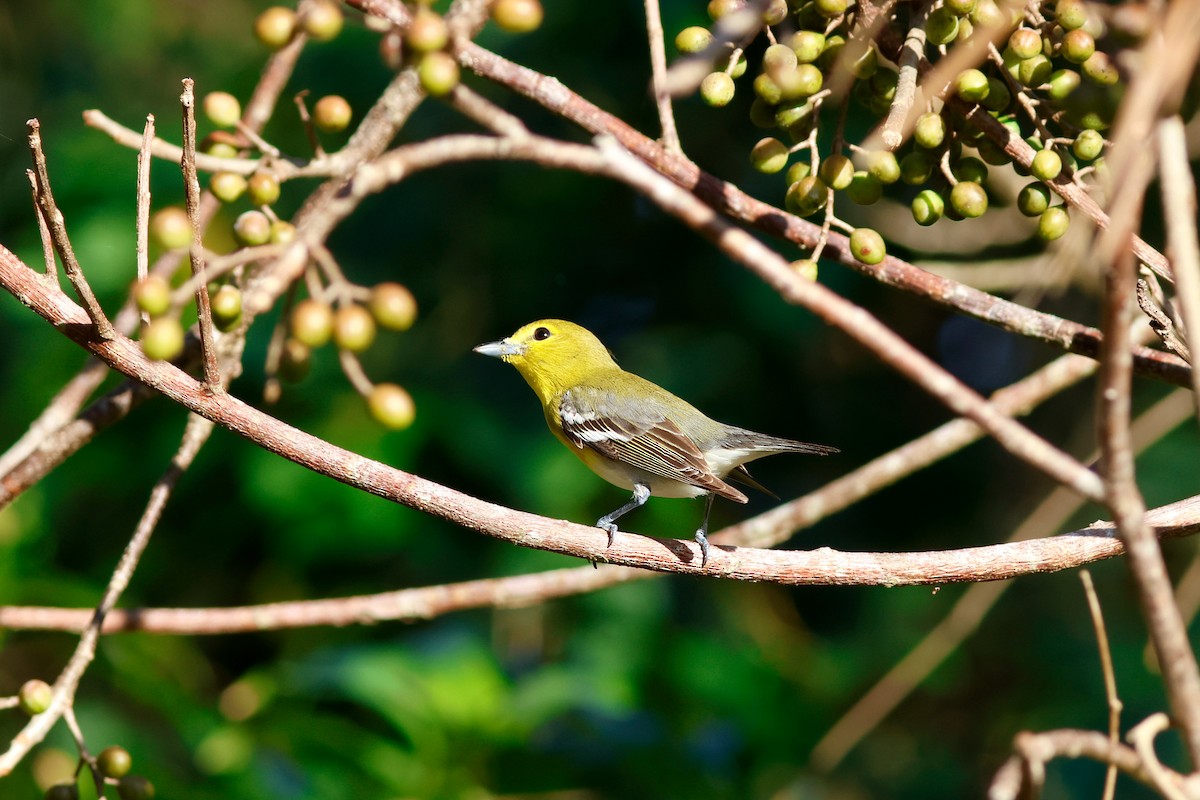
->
xmin=473 ymin=319 xmax=838 ymax=567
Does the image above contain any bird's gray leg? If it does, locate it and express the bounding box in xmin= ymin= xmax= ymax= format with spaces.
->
xmin=694 ymin=493 xmax=716 ymax=568
xmin=596 ymin=483 xmax=651 ymax=548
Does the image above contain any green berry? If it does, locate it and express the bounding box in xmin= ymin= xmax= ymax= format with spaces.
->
xmin=675 ymin=26 xmax=713 ymax=54
xmin=845 ymin=171 xmax=882 ymax=205
xmin=790 ymin=63 xmax=824 ymax=97
xmin=1008 ymin=28 xmax=1041 ymax=59
xmin=302 ymin=0 xmax=344 ymax=41
xmin=1082 ymin=52 xmax=1119 ymax=85
xmin=981 ymin=77 xmax=1012 ymax=112
xmin=1055 ymin=0 xmax=1088 ymax=30
xmin=313 ymin=95 xmax=352 ymax=132
xmin=203 ymin=92 xmax=241 ymax=128
xmin=786 ymin=175 xmax=828 ymax=216
xmin=945 ymin=0 xmax=976 ymax=14
xmin=406 ymin=8 xmax=449 ymax=52
xmin=952 ymin=156 xmax=988 ymax=184
xmin=791 ymin=30 xmax=825 ymax=63
xmin=707 ymin=0 xmax=745 ymax=19
xmin=954 ymin=69 xmax=990 ymax=102
xmin=818 ymin=154 xmax=854 ymax=190
xmin=751 ymin=138 xmax=790 ymax=174
xmin=369 ymin=283 xmax=418 ymax=331
xmin=116 ymin=775 xmax=155 ymax=800
xmin=865 ymin=150 xmax=900 ymax=184
xmin=334 ymin=304 xmax=376 ymax=352
xmin=926 ymin=7 xmax=960 ymax=45
xmin=419 ymin=51 xmax=461 ymax=97
xmin=254 ymin=6 xmax=296 ymax=49
xmin=1060 ymin=29 xmax=1095 ymax=63
xmin=44 ymin=784 xmax=79 ymax=800
xmin=762 ymin=0 xmax=789 ymax=24
xmin=911 ymin=189 xmax=944 ymax=226
xmin=1030 ymin=149 xmax=1063 ymax=181
xmin=210 ymin=285 xmax=243 ymax=332
xmin=1038 ymin=206 xmax=1070 ymax=240
xmin=492 ymin=0 xmax=543 ymax=32
xmin=18 ymin=679 xmax=52 ymax=716
xmin=247 ymin=171 xmax=281 ymax=206
xmin=699 ymin=72 xmax=735 ymax=106
xmin=1046 ymin=68 xmax=1081 ymax=100
xmin=233 ymin=210 xmax=271 ymax=246
xmin=150 ymin=207 xmax=192 ymax=250
xmin=141 ymin=317 xmax=185 ymax=361
xmin=899 ymin=151 xmax=934 ymax=185
xmin=133 ymin=275 xmax=173 ymax=317
xmin=1017 ymin=182 xmax=1051 ymax=216
xmin=870 ymin=67 xmax=898 ymax=100
xmin=950 ymin=181 xmax=988 ymax=217
xmin=368 ymin=383 xmax=416 ymax=430
xmin=913 ymin=112 xmax=946 ymax=149
xmin=814 ymin=0 xmax=849 ymax=18
xmin=785 ymin=161 xmax=812 ymax=185
xmin=98 ymin=746 xmax=133 ymax=779
xmin=290 ymin=299 xmax=334 ymax=348
xmin=848 ymin=227 xmax=886 ymax=264
xmin=209 ymin=171 xmax=247 ymax=204
xmin=1018 ymin=54 xmax=1053 ymax=89
xmin=791 ymin=259 xmax=819 ymax=281
xmin=270 ymin=220 xmax=297 ymax=244
xmin=749 ymin=98 xmax=777 ymax=128
xmin=1073 ymin=129 xmax=1104 ymax=161
xmin=763 ymin=43 xmax=798 ymax=74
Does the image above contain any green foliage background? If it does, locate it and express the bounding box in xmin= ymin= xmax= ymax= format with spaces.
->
xmin=0 ymin=1 xmax=1197 ymax=798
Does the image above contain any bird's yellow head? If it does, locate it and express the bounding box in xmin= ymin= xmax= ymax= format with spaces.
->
xmin=474 ymin=319 xmax=618 ymax=402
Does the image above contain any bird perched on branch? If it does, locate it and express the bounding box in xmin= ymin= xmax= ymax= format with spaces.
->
xmin=474 ymin=319 xmax=838 ymax=567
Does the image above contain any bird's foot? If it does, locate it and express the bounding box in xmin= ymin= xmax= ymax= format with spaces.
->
xmin=595 ymin=517 xmax=618 ymax=549
xmin=694 ymin=529 xmax=710 ymax=568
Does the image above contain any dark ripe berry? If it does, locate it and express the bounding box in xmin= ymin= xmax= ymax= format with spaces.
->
xmin=1082 ymin=52 xmax=1119 ymax=85
xmin=900 ymin=151 xmax=934 ymax=185
xmin=1046 ymin=68 xmax=1081 ymax=99
xmin=368 ymin=383 xmax=416 ymax=430
xmin=699 ymin=72 xmax=735 ymax=106
xmin=493 ymin=0 xmax=543 ymax=32
xmin=950 ymin=181 xmax=988 ymax=217
xmin=791 ymin=30 xmax=825 ymax=63
xmin=674 ymin=26 xmax=712 ymax=54
xmin=279 ymin=338 xmax=312 ymax=383
xmin=419 ymin=51 xmax=461 ymax=96
xmin=1017 ymin=182 xmax=1051 ymax=216
xmin=791 ymin=259 xmax=818 ymax=281
xmin=19 ymin=679 xmax=52 ymax=716
xmin=369 ymin=283 xmax=418 ymax=331
xmin=849 ymin=227 xmax=886 ymax=264
xmin=814 ymin=0 xmax=849 ymax=18
xmin=203 ymin=92 xmax=241 ymax=128
xmin=1018 ymin=54 xmax=1052 ymax=87
xmin=911 ymin=189 xmax=945 ymax=226
xmin=247 ymin=172 xmax=281 ymax=206
xmin=406 ymin=8 xmax=449 ymax=52
xmin=334 ymin=304 xmax=376 ymax=352
xmin=270 ymin=220 xmax=297 ymax=244
xmin=303 ymin=0 xmax=344 ymax=41
xmin=1038 ymin=206 xmax=1070 ymax=240
xmin=44 ymin=784 xmax=79 ymax=800
xmin=845 ymin=171 xmax=883 ymax=205
xmin=762 ymin=0 xmax=788 ymax=25
xmin=785 ymin=161 xmax=812 ymax=185
xmin=913 ymin=112 xmax=946 ymax=149
xmin=1030 ymin=149 xmax=1063 ymax=181
xmin=133 ymin=275 xmax=172 ymax=317
xmin=290 ymin=299 xmax=334 ymax=348
xmin=818 ymin=153 xmax=854 ymax=190
xmin=926 ymin=8 xmax=960 ymax=45
xmin=210 ymin=285 xmax=243 ymax=332
xmin=1055 ymin=0 xmax=1088 ymax=30
xmin=1008 ymin=28 xmax=1041 ymax=60
xmin=141 ymin=317 xmax=185 ymax=361
xmin=750 ymin=137 xmax=790 ymax=174
xmin=233 ymin=210 xmax=271 ymax=246
xmin=255 ymin=6 xmax=296 ymax=49
xmin=97 ymin=746 xmax=133 ymax=779
xmin=1060 ymin=28 xmax=1095 ymax=63
xmin=210 ymin=172 xmax=248 ymax=204
xmin=314 ymin=95 xmax=352 ymax=132
xmin=786 ymin=175 xmax=828 ymax=216
xmin=1073 ymin=129 xmax=1104 ymax=161
xmin=116 ymin=775 xmax=155 ymax=800
xmin=954 ymin=69 xmax=990 ymax=102
xmin=952 ymin=156 xmax=988 ymax=184
xmin=150 ymin=207 xmax=192 ymax=250
xmin=865 ymin=151 xmax=900 ymax=184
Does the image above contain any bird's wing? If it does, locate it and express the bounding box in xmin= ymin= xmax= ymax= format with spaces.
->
xmin=559 ymin=388 xmax=745 ymax=501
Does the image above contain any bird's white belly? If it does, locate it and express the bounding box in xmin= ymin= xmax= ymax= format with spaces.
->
xmin=578 ymin=448 xmax=710 ymax=499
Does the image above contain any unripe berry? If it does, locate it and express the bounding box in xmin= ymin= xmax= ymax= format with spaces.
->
xmin=1046 ymin=68 xmax=1081 ymax=100
xmin=791 ymin=259 xmax=819 ymax=280
xmin=419 ymin=51 xmax=460 ymax=96
xmin=707 ymin=0 xmax=746 ymax=19
xmin=247 ymin=172 xmax=281 ymax=206
xmin=913 ymin=112 xmax=946 ymax=149
xmin=406 ymin=8 xmax=449 ymax=52
xmin=1030 ymin=149 xmax=1062 ymax=181
xmin=1082 ymin=52 xmax=1119 ymax=85
xmin=899 ymin=151 xmax=934 ymax=185
xmin=368 ymin=383 xmax=416 ymax=430
xmin=254 ymin=7 xmax=296 ymax=49
xmin=141 ymin=317 xmax=185 ymax=361
xmin=1055 ymin=0 xmax=1088 ymax=30
xmin=786 ymin=175 xmax=828 ymax=216
xmin=790 ymin=30 xmax=825 ymax=63
xmin=333 ymin=304 xmax=376 ymax=352
xmin=763 ymin=43 xmax=798 ymax=75
xmin=954 ymin=69 xmax=990 ymax=102
xmin=203 ymin=92 xmax=241 ymax=128
xmin=313 ymin=95 xmax=352 ymax=132
xmin=980 ymin=77 xmax=1012 ymax=112
xmin=818 ymin=154 xmax=854 ymax=190
xmin=19 ymin=679 xmax=52 ymax=716
xmin=849 ymin=227 xmax=886 ymax=264
xmin=1073 ymin=129 xmax=1104 ymax=161
xmin=945 ymin=0 xmax=976 ymax=14
xmin=1060 ymin=29 xmax=1095 ymax=63
xmin=233 ymin=210 xmax=271 ymax=246
xmin=44 ymin=784 xmax=78 ymax=800
xmin=492 ymin=0 xmax=543 ymax=32
xmin=675 ymin=26 xmax=713 ymax=54
xmin=814 ymin=0 xmax=849 ymax=19
xmin=753 ymin=73 xmax=783 ymax=105
xmin=150 ymin=207 xmax=192 ymax=250
xmin=290 ymin=299 xmax=334 ymax=348
xmin=762 ymin=0 xmax=788 ymax=24
xmin=783 ymin=64 xmax=823 ymax=98
xmin=699 ymin=72 xmax=735 ymax=106
xmin=952 ymin=157 xmax=988 ymax=184
xmin=911 ymin=189 xmax=945 ymax=226
xmin=116 ymin=775 xmax=155 ymax=800
xmin=97 ymin=746 xmax=133 ymax=779
xmin=750 ymin=138 xmax=789 ymax=174
xmin=845 ymin=171 xmax=882 ymax=205
xmin=1018 ymin=54 xmax=1052 ymax=87
xmin=785 ymin=161 xmax=812 ymax=185
xmin=210 ymin=285 xmax=243 ymax=332
xmin=369 ymin=283 xmax=418 ymax=331
xmin=926 ymin=8 xmax=960 ymax=45
xmin=1017 ymin=182 xmax=1051 ymax=216
xmin=950 ymin=181 xmax=988 ymax=217
xmin=210 ymin=172 xmax=248 ymax=204
xmin=133 ymin=275 xmax=172 ymax=317
xmin=865 ymin=150 xmax=900 ymax=184
xmin=1038 ymin=206 xmax=1070 ymax=240
xmin=302 ymin=0 xmax=344 ymax=41
xmin=270 ymin=220 xmax=297 ymax=244
xmin=1008 ymin=28 xmax=1041 ymax=59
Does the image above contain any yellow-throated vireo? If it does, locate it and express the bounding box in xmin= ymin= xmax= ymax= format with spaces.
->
xmin=474 ymin=320 xmax=838 ymax=567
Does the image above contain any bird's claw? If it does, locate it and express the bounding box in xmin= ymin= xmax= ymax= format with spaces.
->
xmin=694 ymin=530 xmax=711 ymax=568
xmin=595 ymin=518 xmax=618 ymax=548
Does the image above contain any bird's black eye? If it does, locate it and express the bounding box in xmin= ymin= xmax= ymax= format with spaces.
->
xmin=533 ymin=327 xmax=552 ymax=341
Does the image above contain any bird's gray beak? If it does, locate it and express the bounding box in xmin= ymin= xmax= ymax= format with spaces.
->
xmin=473 ymin=338 xmax=525 ymax=359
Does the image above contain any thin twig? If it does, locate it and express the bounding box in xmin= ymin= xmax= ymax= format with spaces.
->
xmin=643 ymin=0 xmax=681 ymax=153
xmin=880 ymin=0 xmax=930 ymax=150
xmin=180 ymin=78 xmax=222 ymax=389
xmin=1080 ymin=570 xmax=1122 ymax=800
xmin=26 ymin=170 xmax=56 ymax=280
xmin=1127 ymin=714 xmax=1190 ymax=800
xmin=135 ymin=114 xmax=155 ymax=325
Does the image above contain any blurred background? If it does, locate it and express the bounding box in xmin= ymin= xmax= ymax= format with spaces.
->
xmin=1 ymin=1 xmax=1198 ymax=797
